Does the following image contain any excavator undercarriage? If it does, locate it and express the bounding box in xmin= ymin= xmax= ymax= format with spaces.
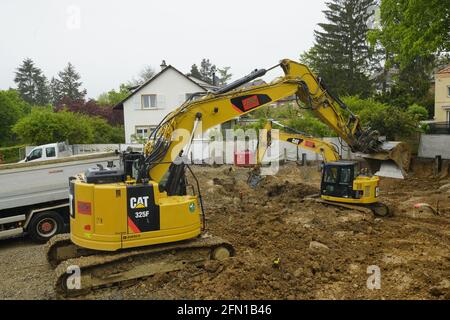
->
xmin=46 ymin=233 xmax=234 ymax=296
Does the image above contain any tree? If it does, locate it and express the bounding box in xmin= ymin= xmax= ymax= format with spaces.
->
xmin=189 ymin=64 xmax=202 ymax=80
xmin=368 ymin=0 xmax=449 ymax=113
xmin=97 ymin=84 xmax=130 ymax=106
xmin=51 ymin=63 xmax=87 ymax=104
xmin=55 ymin=98 xmax=123 ymax=126
xmin=217 ymin=67 xmax=232 ymax=86
xmin=370 ymin=0 xmax=449 ymax=69
xmin=301 ymin=0 xmax=377 ymax=97
xmin=14 ymin=58 xmax=50 ymax=105
xmin=0 ymin=90 xmax=30 ymax=146
xmin=128 ymin=65 xmax=155 ymax=87
xmin=200 ymin=59 xmax=217 ymax=85
xmin=189 ymin=59 xmax=232 ymax=86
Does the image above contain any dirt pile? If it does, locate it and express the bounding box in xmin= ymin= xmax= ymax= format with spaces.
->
xmin=0 ymin=161 xmax=448 ymax=300
xmin=112 ymin=162 xmax=449 ymax=300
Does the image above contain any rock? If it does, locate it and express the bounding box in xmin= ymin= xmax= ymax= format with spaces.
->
xmin=270 ymin=281 xmax=281 ymax=290
xmin=429 ymin=286 xmax=444 ymax=297
xmin=294 ymin=267 xmax=304 ymax=278
xmin=309 ymin=241 xmax=330 ymax=252
xmin=374 ymin=218 xmax=383 ymax=223
xmin=438 ymin=183 xmax=450 ymax=192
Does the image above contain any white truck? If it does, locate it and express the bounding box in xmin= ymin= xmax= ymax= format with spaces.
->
xmin=0 ymin=151 xmax=120 ymax=242
xmin=19 ymin=142 xmax=72 ymax=163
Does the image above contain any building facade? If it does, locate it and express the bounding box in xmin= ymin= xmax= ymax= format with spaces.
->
xmin=434 ymin=66 xmax=450 ymax=123
xmin=115 ymin=63 xmax=212 ymax=143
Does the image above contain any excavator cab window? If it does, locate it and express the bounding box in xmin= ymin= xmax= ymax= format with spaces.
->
xmin=321 ymin=162 xmax=357 ymax=199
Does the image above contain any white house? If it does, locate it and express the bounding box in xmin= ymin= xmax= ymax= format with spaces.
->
xmin=115 ymin=61 xmax=217 ymax=143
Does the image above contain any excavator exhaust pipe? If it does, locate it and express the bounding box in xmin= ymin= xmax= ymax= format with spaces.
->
xmin=362 ymin=141 xmax=411 ymax=179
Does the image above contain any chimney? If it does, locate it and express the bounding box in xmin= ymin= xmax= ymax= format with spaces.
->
xmin=160 ymin=60 xmax=167 ymax=70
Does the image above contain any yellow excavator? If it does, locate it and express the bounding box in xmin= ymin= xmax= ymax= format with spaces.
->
xmin=46 ymin=59 xmax=410 ymax=295
xmin=252 ymin=119 xmax=389 ymax=216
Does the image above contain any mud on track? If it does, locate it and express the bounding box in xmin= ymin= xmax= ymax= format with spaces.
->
xmin=0 ymin=161 xmax=449 ymax=300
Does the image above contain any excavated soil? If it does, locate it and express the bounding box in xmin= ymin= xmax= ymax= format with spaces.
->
xmin=0 ymin=161 xmax=449 ymax=300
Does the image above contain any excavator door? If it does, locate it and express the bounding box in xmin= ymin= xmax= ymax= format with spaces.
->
xmin=321 ymin=161 xmax=357 ymax=199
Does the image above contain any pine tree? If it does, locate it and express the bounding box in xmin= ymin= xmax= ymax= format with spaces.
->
xmin=217 ymin=67 xmax=232 ymax=86
xmin=189 ymin=64 xmax=202 ymax=80
xmin=199 ymin=59 xmax=217 ymax=85
xmin=304 ymin=0 xmax=376 ymax=97
xmin=51 ymin=62 xmax=87 ymax=104
xmin=14 ymin=58 xmax=50 ymax=105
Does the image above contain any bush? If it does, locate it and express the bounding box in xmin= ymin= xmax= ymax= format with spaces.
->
xmin=286 ymin=112 xmax=336 ymax=137
xmin=0 ymin=145 xmax=25 ymax=163
xmin=0 ymin=90 xmax=31 ymax=146
xmin=341 ymin=96 xmax=419 ymax=140
xmin=407 ymin=104 xmax=428 ymax=121
xmin=12 ymin=108 xmax=124 ymax=145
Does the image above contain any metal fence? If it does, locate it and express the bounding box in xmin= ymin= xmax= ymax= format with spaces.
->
xmin=428 ymin=122 xmax=450 ymax=134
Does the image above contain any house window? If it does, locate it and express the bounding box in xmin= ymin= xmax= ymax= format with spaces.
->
xmin=447 ymin=86 xmax=450 ymax=97
xmin=135 ymin=126 xmax=149 ymax=140
xmin=141 ymin=94 xmax=157 ymax=109
xmin=135 ymin=126 xmax=156 ymax=140
xmin=447 ymin=111 xmax=450 ymax=123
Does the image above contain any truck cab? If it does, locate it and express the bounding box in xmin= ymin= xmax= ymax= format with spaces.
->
xmin=19 ymin=142 xmax=72 ymax=163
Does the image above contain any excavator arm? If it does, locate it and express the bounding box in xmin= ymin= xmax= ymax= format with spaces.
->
xmin=141 ymin=59 xmax=410 ymax=185
xmin=257 ymin=119 xmax=340 ymax=164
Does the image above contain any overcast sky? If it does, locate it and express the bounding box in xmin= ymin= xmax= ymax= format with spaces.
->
xmin=0 ymin=0 xmax=327 ymax=98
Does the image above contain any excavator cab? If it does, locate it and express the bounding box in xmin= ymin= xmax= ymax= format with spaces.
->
xmin=321 ymin=161 xmax=359 ymax=199
xmin=320 ymin=160 xmax=380 ymax=204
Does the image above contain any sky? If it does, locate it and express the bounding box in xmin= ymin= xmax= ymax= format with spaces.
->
xmin=0 ymin=0 xmax=327 ymax=99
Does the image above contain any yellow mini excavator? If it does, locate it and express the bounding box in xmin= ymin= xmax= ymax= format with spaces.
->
xmin=252 ymin=119 xmax=390 ymax=216
xmin=46 ymin=59 xmax=411 ymax=295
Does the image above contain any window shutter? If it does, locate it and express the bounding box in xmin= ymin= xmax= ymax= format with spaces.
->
xmin=157 ymin=95 xmax=165 ymax=108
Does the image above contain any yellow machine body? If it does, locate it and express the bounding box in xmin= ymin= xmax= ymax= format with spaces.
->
xmin=69 ymin=178 xmax=201 ymax=251
xmin=320 ymin=161 xmax=379 ymax=205
xmin=320 ymin=175 xmax=379 ymax=204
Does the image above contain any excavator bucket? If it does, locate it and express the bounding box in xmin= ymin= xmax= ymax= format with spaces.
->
xmin=363 ymin=141 xmax=411 ymax=179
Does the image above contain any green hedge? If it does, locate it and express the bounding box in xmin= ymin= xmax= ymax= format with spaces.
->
xmin=0 ymin=145 xmax=25 ymax=164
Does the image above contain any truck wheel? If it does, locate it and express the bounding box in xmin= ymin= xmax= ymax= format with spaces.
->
xmin=28 ymin=211 xmax=64 ymax=243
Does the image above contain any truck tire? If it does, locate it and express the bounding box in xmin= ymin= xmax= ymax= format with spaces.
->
xmin=27 ymin=211 xmax=65 ymax=243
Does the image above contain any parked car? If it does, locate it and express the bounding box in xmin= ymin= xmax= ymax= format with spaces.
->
xmin=18 ymin=142 xmax=72 ymax=163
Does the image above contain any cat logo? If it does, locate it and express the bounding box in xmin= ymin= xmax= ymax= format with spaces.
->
xmin=289 ymin=138 xmax=302 ymax=145
xmin=130 ymin=196 xmax=149 ymax=209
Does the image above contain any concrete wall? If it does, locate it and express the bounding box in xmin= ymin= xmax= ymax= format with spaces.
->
xmin=24 ymin=138 xmax=356 ymax=164
xmin=418 ymin=134 xmax=450 ymax=159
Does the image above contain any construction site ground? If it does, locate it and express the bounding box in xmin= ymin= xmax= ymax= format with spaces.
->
xmin=0 ymin=159 xmax=449 ymax=300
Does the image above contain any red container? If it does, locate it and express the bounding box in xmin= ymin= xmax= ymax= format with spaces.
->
xmin=234 ymin=150 xmax=255 ymax=167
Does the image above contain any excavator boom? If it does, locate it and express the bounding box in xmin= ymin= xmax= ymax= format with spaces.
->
xmin=142 ymin=59 xmax=410 ymax=184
